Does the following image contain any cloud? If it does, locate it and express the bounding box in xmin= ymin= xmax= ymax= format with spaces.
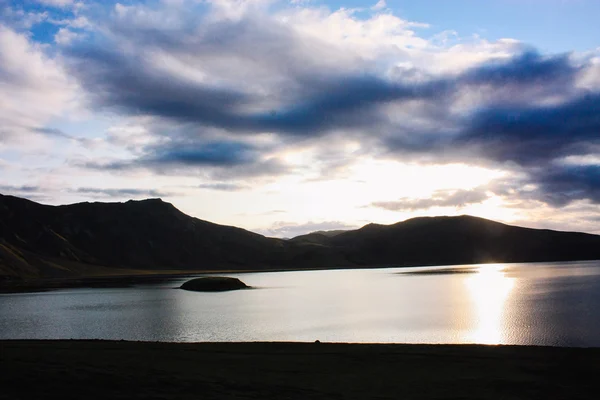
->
xmin=144 ymin=141 xmax=258 ymax=167
xmin=54 ymin=27 xmax=80 ymax=44
xmin=71 ymin=187 xmax=177 ymax=199
xmin=63 ymin=10 xmax=583 ymax=144
xmin=198 ymin=183 xmax=247 ymax=191
xmin=0 ymin=8 xmax=49 ymax=29
xmin=532 ymin=165 xmax=600 ymax=207
xmin=370 ymin=188 xmax=490 ymax=211
xmin=60 ymin=1 xmax=442 ymax=139
xmin=376 ymin=54 xmax=600 ymax=206
xmin=0 ymin=184 xmax=42 ymax=194
xmin=462 ymin=51 xmax=577 ymax=88
xmin=0 ymin=184 xmax=54 ymax=202
xmin=372 ymin=1 xmax=386 ymax=11
xmin=455 ymin=92 xmax=600 ymax=166
xmin=65 ymin=45 xmax=253 ymax=129
xmin=81 ymin=134 xmax=292 ymax=181
xmin=0 ymin=25 xmax=75 ymax=143
xmin=1 ymin=184 xmax=179 ymax=202
xmin=15 ymin=0 xmax=599 ymax=213
xmin=443 ymin=93 xmax=600 ymax=206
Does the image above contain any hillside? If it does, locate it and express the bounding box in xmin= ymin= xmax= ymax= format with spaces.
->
xmin=322 ymin=215 xmax=600 ymax=266
xmin=0 ymin=194 xmax=347 ymax=280
xmin=2 ymin=194 xmax=600 ymax=281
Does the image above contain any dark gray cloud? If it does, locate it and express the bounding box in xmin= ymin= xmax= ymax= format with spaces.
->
xmin=67 ymin=39 xmax=444 ymax=136
xmin=250 ymin=77 xmax=448 ymax=135
xmin=65 ymin=45 xmax=252 ymax=129
xmin=144 ymin=141 xmax=257 ymax=167
xmin=463 ymin=51 xmax=576 ymax=88
xmin=533 ymin=165 xmax=600 ymax=207
xmin=62 ymin=7 xmax=453 ymax=136
xmin=0 ymin=184 xmax=41 ymax=193
xmin=380 ymin=78 xmax=600 ymax=207
xmin=65 ymin=25 xmax=585 ymax=142
xmin=443 ymin=94 xmax=600 ymax=206
xmin=371 ymin=188 xmax=490 ymax=211
xmin=81 ymin=137 xmax=291 ymax=181
xmin=456 ymin=93 xmax=600 ymax=166
xmin=382 ymin=53 xmax=587 ymax=156
xmin=85 ymin=139 xmax=256 ymax=168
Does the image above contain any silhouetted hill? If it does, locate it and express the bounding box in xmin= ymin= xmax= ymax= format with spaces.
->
xmin=290 ymin=230 xmax=348 ymax=245
xmin=0 ymin=194 xmax=347 ymax=279
xmin=325 ymin=215 xmax=600 ymax=266
xmin=1 ymin=194 xmax=600 ymax=281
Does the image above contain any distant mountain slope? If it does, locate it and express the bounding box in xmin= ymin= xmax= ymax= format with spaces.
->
xmin=1 ymin=194 xmax=600 ymax=281
xmin=0 ymin=194 xmax=347 ymax=279
xmin=325 ymin=215 xmax=600 ymax=266
xmin=290 ymin=230 xmax=349 ymax=244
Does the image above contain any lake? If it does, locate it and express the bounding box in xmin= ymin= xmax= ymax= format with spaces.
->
xmin=2 ymin=261 xmax=600 ymax=346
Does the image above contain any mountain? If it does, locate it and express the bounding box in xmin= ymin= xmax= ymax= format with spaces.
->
xmin=1 ymin=193 xmax=600 ymax=281
xmin=314 ymin=215 xmax=600 ymax=266
xmin=0 ymin=194 xmax=348 ymax=280
xmin=291 ymin=230 xmax=349 ymax=244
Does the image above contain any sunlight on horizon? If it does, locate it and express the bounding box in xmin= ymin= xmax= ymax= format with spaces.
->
xmin=238 ymin=160 xmax=512 ymax=235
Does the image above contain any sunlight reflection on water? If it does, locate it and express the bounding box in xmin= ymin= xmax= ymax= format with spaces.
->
xmin=465 ymin=265 xmax=515 ymax=344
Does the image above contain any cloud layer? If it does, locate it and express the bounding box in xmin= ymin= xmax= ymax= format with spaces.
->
xmin=61 ymin=2 xmax=599 ymax=206
xmin=1 ymin=0 xmax=599 ymax=235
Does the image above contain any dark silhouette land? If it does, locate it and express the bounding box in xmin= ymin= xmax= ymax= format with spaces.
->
xmin=2 ymin=193 xmax=600 ymax=290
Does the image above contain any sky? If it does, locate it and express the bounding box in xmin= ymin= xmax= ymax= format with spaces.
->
xmin=0 ymin=0 xmax=599 ymax=238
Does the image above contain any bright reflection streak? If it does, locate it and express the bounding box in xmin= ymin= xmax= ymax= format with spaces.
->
xmin=465 ymin=265 xmax=515 ymax=345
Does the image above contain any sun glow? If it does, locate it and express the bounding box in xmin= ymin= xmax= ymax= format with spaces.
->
xmin=246 ymin=159 xmax=511 ymax=235
xmin=465 ymin=265 xmax=515 ymax=345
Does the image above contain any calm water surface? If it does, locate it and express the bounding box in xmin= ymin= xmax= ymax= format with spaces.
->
xmin=2 ymin=261 xmax=600 ymax=346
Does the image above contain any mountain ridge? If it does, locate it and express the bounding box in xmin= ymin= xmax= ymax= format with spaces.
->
xmin=2 ymin=193 xmax=600 ymax=280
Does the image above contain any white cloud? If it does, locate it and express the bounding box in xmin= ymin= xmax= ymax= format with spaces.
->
xmin=204 ymin=0 xmax=277 ymax=20
xmin=48 ymin=15 xmax=91 ymax=28
xmin=0 ymin=7 xmax=49 ymax=29
xmin=54 ymin=27 xmax=79 ymax=44
xmin=0 ymin=25 xmax=76 ymax=144
xmin=372 ymin=0 xmax=386 ymax=11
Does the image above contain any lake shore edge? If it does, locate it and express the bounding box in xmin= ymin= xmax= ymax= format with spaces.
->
xmin=0 ymin=264 xmax=406 ymax=294
xmin=0 ymin=267 xmax=347 ymax=294
xmin=4 ymin=258 xmax=600 ymax=294
xmin=2 ymin=340 xmax=599 ymax=399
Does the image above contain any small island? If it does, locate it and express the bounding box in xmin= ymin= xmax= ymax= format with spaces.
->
xmin=180 ymin=276 xmax=249 ymax=292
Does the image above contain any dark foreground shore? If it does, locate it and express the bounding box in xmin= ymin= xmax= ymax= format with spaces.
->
xmin=2 ymin=341 xmax=600 ymax=399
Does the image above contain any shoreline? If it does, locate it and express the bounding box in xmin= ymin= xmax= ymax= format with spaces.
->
xmin=2 ymin=340 xmax=599 ymax=399
xmin=2 ymin=259 xmax=599 ymax=294
xmin=0 ymin=266 xmax=355 ymax=294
